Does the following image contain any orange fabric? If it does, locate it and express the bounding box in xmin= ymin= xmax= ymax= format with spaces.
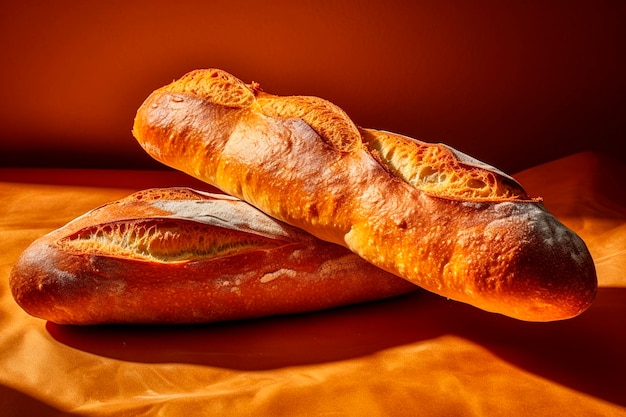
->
xmin=1 ymin=152 xmax=625 ymax=416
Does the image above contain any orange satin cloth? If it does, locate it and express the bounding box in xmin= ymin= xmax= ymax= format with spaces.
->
xmin=1 ymin=152 xmax=625 ymax=416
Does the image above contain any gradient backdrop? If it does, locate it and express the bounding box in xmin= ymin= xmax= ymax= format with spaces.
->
xmin=1 ymin=0 xmax=624 ymax=174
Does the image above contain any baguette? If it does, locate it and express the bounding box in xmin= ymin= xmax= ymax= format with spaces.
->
xmin=132 ymin=69 xmax=597 ymax=321
xmin=10 ymin=187 xmax=416 ymax=325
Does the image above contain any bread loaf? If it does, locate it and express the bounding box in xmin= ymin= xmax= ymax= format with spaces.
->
xmin=132 ymin=69 xmax=597 ymax=321
xmin=10 ymin=187 xmax=416 ymax=325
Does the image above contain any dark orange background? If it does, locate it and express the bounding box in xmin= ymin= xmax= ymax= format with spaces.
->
xmin=1 ymin=0 xmax=624 ymax=174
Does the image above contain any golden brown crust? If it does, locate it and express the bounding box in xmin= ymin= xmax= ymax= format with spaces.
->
xmin=360 ymin=128 xmax=533 ymax=201
xmin=9 ymin=188 xmax=416 ymax=325
xmin=257 ymin=93 xmax=361 ymax=152
xmin=132 ymin=69 xmax=597 ymax=321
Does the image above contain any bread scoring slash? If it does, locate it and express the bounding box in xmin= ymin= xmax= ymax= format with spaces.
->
xmin=133 ymin=68 xmax=597 ymax=321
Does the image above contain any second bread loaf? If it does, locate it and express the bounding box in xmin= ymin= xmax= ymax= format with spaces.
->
xmin=10 ymin=187 xmax=416 ymax=324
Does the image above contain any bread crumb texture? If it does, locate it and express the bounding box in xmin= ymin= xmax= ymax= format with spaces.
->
xmin=362 ymin=129 xmax=530 ymax=201
xmin=59 ymin=220 xmax=281 ymax=262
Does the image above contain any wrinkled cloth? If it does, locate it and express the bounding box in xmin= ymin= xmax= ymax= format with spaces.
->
xmin=1 ymin=152 xmax=625 ymax=416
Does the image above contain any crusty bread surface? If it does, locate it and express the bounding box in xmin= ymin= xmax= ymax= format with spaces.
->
xmin=10 ymin=187 xmax=416 ymax=325
xmin=132 ymin=69 xmax=597 ymax=321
